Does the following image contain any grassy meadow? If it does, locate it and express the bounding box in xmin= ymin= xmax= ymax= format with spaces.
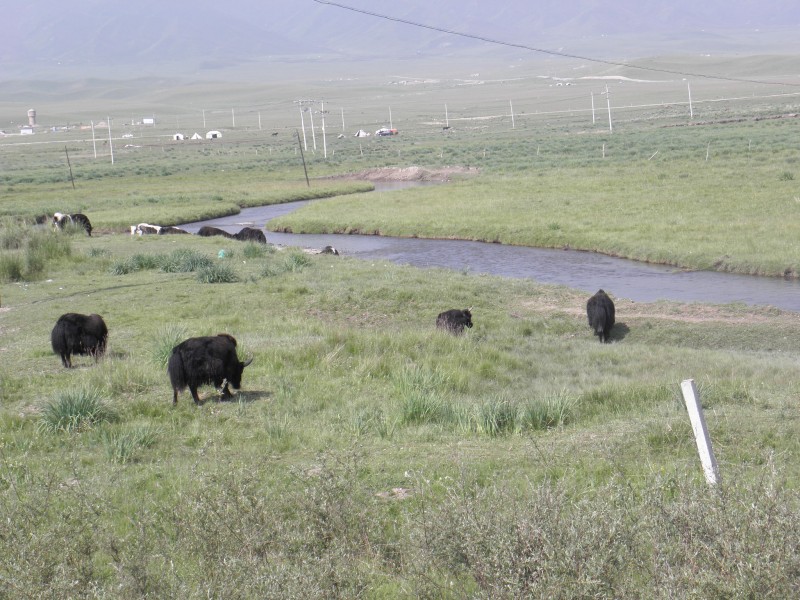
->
xmin=1 ymin=55 xmax=800 ymax=597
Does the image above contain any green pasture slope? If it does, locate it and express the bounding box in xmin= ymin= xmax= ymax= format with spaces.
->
xmin=1 ymin=56 xmax=800 ymax=596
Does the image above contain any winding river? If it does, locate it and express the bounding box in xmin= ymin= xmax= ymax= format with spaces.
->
xmin=181 ymin=185 xmax=800 ymax=313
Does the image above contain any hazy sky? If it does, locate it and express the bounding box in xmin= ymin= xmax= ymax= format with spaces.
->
xmin=4 ymin=1 xmax=800 ymax=78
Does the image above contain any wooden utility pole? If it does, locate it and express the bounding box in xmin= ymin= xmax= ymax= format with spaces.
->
xmin=296 ymin=129 xmax=310 ymax=187
xmin=604 ymin=86 xmax=613 ymax=133
xmin=64 ymin=146 xmax=75 ymax=189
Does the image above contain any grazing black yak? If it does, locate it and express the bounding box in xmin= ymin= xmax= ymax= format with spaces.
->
xmin=436 ymin=308 xmax=473 ymax=335
xmin=586 ymin=289 xmax=615 ymax=343
xmin=53 ymin=212 xmax=92 ymax=236
xmin=321 ymin=245 xmax=339 ymax=255
xmin=233 ymin=227 xmax=267 ymax=244
xmin=159 ymin=226 xmax=189 ymax=235
xmin=167 ymin=334 xmax=253 ymax=405
xmin=196 ymin=226 xmax=233 ymax=239
xmin=50 ymin=313 xmax=108 ymax=368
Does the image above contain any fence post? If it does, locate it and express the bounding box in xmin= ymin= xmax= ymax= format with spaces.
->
xmin=680 ymin=379 xmax=720 ymax=486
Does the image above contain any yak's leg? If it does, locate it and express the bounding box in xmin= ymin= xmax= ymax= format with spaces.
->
xmin=189 ymin=386 xmax=203 ymax=405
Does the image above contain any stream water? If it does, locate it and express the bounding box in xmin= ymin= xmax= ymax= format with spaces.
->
xmin=180 ymin=185 xmax=800 ymax=312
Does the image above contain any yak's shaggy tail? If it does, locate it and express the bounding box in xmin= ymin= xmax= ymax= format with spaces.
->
xmin=167 ymin=349 xmax=187 ymax=393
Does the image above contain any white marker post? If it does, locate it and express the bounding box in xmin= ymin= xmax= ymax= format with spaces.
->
xmin=680 ymin=379 xmax=720 ymax=486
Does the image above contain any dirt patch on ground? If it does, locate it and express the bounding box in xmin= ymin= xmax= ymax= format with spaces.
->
xmin=326 ymin=165 xmax=479 ymax=183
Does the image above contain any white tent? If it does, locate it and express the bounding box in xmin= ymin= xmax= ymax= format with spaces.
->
xmin=173 ymin=133 xmax=185 ymax=141
xmin=191 ymin=132 xmax=202 ymax=140
xmin=354 ymin=129 xmax=370 ymax=137
xmin=206 ymin=130 xmax=222 ymax=139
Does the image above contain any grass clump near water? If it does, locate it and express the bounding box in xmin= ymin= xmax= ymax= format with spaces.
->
xmin=196 ymin=261 xmax=238 ymax=283
xmin=261 ymin=250 xmax=312 ymax=276
xmin=110 ymin=248 xmax=213 ymax=275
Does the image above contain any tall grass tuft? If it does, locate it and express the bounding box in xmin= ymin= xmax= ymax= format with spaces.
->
xmin=0 ymin=218 xmax=28 ymax=250
xmin=196 ymin=262 xmax=238 ymax=283
xmin=38 ymin=387 xmax=117 ymax=433
xmin=261 ymin=251 xmax=312 ymax=277
xmin=86 ymin=247 xmax=110 ymax=258
xmin=111 ymin=250 xmax=213 ymax=275
xmin=0 ymin=223 xmax=71 ymax=281
xmin=477 ymin=396 xmax=520 ymax=436
xmin=152 ymin=323 xmax=190 ymax=366
xmin=110 ymin=253 xmax=160 ymax=275
xmin=0 ymin=253 xmax=24 ymax=282
xmin=393 ymin=365 xmax=453 ymax=426
xmin=242 ymin=242 xmax=274 ymax=259
xmin=520 ymin=390 xmax=577 ymax=430
xmin=158 ymin=248 xmax=213 ymax=273
xmin=102 ymin=424 xmax=159 ymax=463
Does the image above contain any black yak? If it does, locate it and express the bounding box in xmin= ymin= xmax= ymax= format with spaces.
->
xmin=159 ymin=226 xmax=189 ymax=235
xmin=53 ymin=212 xmax=92 ymax=236
xmin=321 ymin=245 xmax=339 ymax=255
xmin=436 ymin=308 xmax=473 ymax=335
xmin=50 ymin=313 xmax=108 ymax=368
xmin=233 ymin=227 xmax=267 ymax=244
xmin=196 ymin=226 xmax=233 ymax=239
xmin=586 ymin=289 xmax=615 ymax=343
xmin=167 ymin=334 xmax=253 ymax=405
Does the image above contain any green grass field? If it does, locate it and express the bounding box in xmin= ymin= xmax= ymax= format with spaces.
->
xmin=1 ymin=54 xmax=800 ymax=597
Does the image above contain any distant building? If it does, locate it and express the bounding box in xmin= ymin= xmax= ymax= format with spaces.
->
xmin=20 ymin=126 xmax=34 ymax=135
xmin=142 ymin=117 xmax=156 ymax=125
xmin=206 ymin=130 xmax=222 ymax=139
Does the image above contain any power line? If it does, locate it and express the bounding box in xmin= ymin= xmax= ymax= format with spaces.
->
xmin=312 ymin=0 xmax=800 ymax=87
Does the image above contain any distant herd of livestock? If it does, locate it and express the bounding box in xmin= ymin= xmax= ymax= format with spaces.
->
xmin=51 ymin=211 xmax=270 ymax=244
xmin=46 ymin=212 xmax=617 ymax=404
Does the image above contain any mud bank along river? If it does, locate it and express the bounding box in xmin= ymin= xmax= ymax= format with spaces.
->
xmin=181 ymin=183 xmax=800 ymax=313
